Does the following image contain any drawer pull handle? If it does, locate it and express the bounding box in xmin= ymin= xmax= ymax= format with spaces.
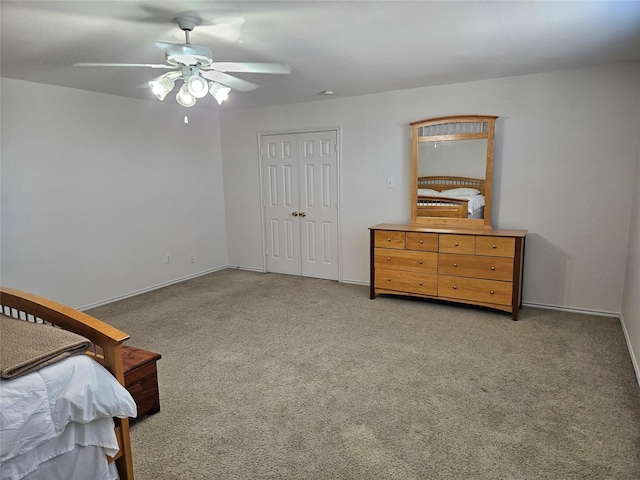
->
xmin=492 ymin=244 xmax=497 ymax=248
xmin=453 ymin=263 xmax=457 ymax=267
xmin=387 ymin=238 xmax=391 ymax=242
xmin=387 ymin=277 xmax=391 ymax=281
xmin=419 ymin=260 xmax=423 ymax=264
xmin=419 ymin=240 xmax=423 ymax=244
xmin=454 ymin=242 xmax=459 ymax=246
xmin=491 ymin=266 xmax=495 ymax=271
xmin=387 ymin=257 xmax=391 ymax=261
xmin=419 ymin=282 xmax=423 ymax=286
xmin=490 ymin=290 xmax=495 ymax=294
xmin=452 ymin=285 xmax=457 ymax=290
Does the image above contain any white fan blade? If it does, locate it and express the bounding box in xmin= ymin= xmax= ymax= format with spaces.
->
xmin=200 ymin=70 xmax=258 ymax=92
xmin=195 ymin=17 xmax=245 ymax=43
xmin=166 ymin=17 xmax=245 ymax=43
xmin=207 ymin=62 xmax=292 ymax=74
xmin=75 ymin=62 xmax=178 ymax=69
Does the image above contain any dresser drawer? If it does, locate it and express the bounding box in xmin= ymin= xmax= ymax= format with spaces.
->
xmin=406 ymin=232 xmax=438 ymax=252
xmin=438 ymin=276 xmax=512 ymax=306
xmin=475 ymin=236 xmax=515 ymax=257
xmin=439 ymin=234 xmax=475 ymax=254
xmin=375 ymin=248 xmax=437 ymax=273
xmin=438 ymin=253 xmax=513 ymax=281
xmin=375 ymin=268 xmax=437 ymax=296
xmin=374 ymin=230 xmax=405 ymax=249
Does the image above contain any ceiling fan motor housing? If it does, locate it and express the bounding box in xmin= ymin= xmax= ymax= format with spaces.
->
xmin=175 ymin=16 xmax=198 ymax=32
xmin=165 ymin=44 xmax=213 ymax=67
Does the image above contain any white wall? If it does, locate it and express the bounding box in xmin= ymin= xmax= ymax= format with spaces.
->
xmin=220 ymin=62 xmax=640 ymax=314
xmin=621 ymin=84 xmax=640 ymax=382
xmin=2 ymin=62 xmax=638 ymax=317
xmin=1 ymin=79 xmax=228 ymax=308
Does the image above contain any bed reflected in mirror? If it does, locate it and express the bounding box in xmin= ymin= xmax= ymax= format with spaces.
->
xmin=410 ymin=115 xmax=497 ymax=229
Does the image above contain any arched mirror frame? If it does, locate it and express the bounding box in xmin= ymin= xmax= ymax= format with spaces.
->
xmin=410 ymin=115 xmax=497 ymax=229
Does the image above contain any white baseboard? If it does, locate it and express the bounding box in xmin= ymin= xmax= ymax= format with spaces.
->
xmin=522 ymin=301 xmax=620 ymax=318
xmin=78 ymin=267 xmax=227 ymax=311
xmin=619 ymin=312 xmax=640 ymax=388
xmin=341 ymin=278 xmax=369 ymax=286
xmin=227 ymin=265 xmax=265 ymax=273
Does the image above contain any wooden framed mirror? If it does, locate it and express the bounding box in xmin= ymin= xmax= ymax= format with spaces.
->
xmin=410 ymin=115 xmax=497 ymax=229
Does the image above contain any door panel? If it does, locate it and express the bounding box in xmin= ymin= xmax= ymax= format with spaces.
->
xmin=262 ymin=134 xmax=301 ymax=275
xmin=299 ymin=131 xmax=338 ymax=280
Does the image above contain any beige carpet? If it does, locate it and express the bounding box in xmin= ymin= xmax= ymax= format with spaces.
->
xmin=88 ymin=269 xmax=640 ymax=480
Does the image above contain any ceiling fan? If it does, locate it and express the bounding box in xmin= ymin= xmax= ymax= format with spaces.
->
xmin=75 ymin=15 xmax=291 ymax=107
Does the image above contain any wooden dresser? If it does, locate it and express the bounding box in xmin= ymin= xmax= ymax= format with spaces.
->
xmin=370 ymin=224 xmax=527 ymax=320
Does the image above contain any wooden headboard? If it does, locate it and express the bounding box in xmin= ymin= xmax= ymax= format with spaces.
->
xmin=417 ymin=176 xmax=485 ymax=196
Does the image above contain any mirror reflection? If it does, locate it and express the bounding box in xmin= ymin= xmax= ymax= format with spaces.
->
xmin=417 ymin=140 xmax=487 ymax=179
xmin=410 ymin=115 xmax=497 ymax=228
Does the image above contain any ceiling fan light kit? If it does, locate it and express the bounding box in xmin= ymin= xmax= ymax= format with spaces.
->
xmin=75 ymin=14 xmax=292 ymax=113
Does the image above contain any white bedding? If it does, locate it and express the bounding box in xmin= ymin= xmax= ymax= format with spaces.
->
xmin=0 ymin=355 xmax=136 ymax=480
xmin=16 ymin=445 xmax=119 ymax=480
xmin=417 ymin=188 xmax=485 ymax=215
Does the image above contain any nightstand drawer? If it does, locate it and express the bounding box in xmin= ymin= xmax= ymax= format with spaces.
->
xmin=122 ymin=345 xmax=162 ymax=419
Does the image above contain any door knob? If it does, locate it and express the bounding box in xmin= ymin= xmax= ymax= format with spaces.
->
xmin=292 ymin=211 xmax=299 ymax=216
xmin=299 ymin=212 xmax=306 ymax=217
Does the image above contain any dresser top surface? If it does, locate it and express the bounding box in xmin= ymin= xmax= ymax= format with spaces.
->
xmin=370 ymin=223 xmax=527 ymax=237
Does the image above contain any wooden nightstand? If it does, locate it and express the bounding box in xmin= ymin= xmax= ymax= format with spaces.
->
xmin=121 ymin=345 xmax=161 ymax=420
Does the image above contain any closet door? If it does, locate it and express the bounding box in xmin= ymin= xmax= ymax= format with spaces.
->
xmin=262 ymin=134 xmax=301 ymax=276
xmin=298 ymin=131 xmax=338 ymax=279
xmin=261 ymin=131 xmax=339 ymax=280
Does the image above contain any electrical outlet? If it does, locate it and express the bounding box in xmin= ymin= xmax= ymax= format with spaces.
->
xmin=190 ymin=255 xmax=195 ymax=264
xmin=166 ymin=254 xmax=171 ymax=264
xmin=387 ymin=177 xmax=394 ymax=189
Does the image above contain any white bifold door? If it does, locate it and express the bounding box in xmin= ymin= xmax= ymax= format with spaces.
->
xmin=261 ymin=131 xmax=339 ymax=280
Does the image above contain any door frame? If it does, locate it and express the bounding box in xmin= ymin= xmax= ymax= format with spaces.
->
xmin=257 ymin=125 xmax=343 ymax=282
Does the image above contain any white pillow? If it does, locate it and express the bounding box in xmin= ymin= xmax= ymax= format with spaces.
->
xmin=417 ymin=188 xmax=440 ymax=197
xmin=440 ymin=187 xmax=480 ymax=197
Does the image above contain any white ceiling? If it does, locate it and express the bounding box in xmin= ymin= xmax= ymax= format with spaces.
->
xmin=2 ymin=1 xmax=640 ymax=110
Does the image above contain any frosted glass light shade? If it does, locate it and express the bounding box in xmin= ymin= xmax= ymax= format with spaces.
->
xmin=209 ymin=82 xmax=231 ymax=105
xmin=186 ymin=75 xmax=209 ymax=98
xmin=176 ymin=84 xmax=196 ymax=107
xmin=149 ymin=77 xmax=175 ymax=101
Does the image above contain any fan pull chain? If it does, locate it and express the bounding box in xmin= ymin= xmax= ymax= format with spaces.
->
xmin=184 ymin=106 xmax=189 ymax=124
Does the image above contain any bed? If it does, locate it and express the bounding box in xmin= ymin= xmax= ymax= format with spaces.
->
xmin=417 ymin=175 xmax=486 ymax=219
xmin=0 ymin=287 xmax=136 ymax=480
